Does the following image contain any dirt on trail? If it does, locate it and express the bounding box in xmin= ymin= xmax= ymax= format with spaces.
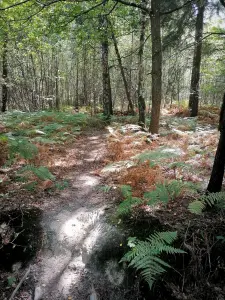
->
xmin=0 ymin=130 xmax=138 ymax=300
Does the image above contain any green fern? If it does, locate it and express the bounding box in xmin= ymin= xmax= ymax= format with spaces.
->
xmin=121 ymin=231 xmax=185 ymax=289
xmin=117 ymin=196 xmax=142 ymax=216
xmin=188 ymin=192 xmax=225 ymax=214
xmin=18 ymin=165 xmax=55 ymax=181
xmin=32 ymin=137 xmax=59 ymax=144
xmin=116 ymin=185 xmax=143 ymax=216
xmin=121 ymin=184 xmax=133 ymax=199
xmin=135 ymin=147 xmax=179 ymax=163
xmin=144 ymin=180 xmax=183 ymax=206
xmin=188 ymin=200 xmax=205 ymax=214
xmin=8 ymin=137 xmax=38 ymax=160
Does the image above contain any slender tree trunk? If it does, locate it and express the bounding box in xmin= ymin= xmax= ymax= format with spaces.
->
xmin=111 ymin=28 xmax=134 ymax=115
xmin=149 ymin=0 xmax=162 ymax=134
xmin=91 ymin=47 xmax=97 ymax=114
xmin=83 ymin=44 xmax=88 ymax=106
xmin=101 ymin=15 xmax=113 ymax=117
xmin=75 ymin=54 xmax=79 ymax=109
xmin=128 ymin=32 xmax=134 ymax=109
xmin=137 ymin=0 xmax=147 ymax=125
xmin=207 ymin=93 xmax=225 ymax=193
xmin=2 ymin=36 xmax=8 ymax=112
xmin=55 ymin=52 xmax=60 ymax=110
xmin=188 ymin=1 xmax=205 ymax=117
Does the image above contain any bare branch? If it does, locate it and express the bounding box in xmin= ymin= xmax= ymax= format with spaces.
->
xmin=113 ymin=0 xmax=150 ymax=14
xmin=161 ymin=0 xmax=196 ymax=15
xmin=104 ymin=1 xmax=118 ymax=16
xmin=9 ymin=266 xmax=31 ymax=300
xmin=205 ymin=31 xmax=225 ymax=36
xmin=0 ymin=0 xmax=31 ymax=11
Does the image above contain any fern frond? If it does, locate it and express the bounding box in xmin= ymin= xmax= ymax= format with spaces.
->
xmin=117 ymin=196 xmax=142 ymax=216
xmin=188 ymin=192 xmax=225 ymax=214
xmin=148 ymin=231 xmax=177 ymax=245
xmin=201 ymin=192 xmax=225 ymax=207
xmin=155 ymin=184 xmax=170 ymax=204
xmin=135 ymin=147 xmax=179 ymax=163
xmin=19 ymin=165 xmax=55 ymax=181
xmin=121 ymin=231 xmax=185 ymax=290
xmin=121 ymin=185 xmax=132 ymax=199
xmin=9 ymin=137 xmax=38 ymax=160
xmin=144 ymin=181 xmax=183 ymax=207
xmin=188 ymin=200 xmax=205 ymax=214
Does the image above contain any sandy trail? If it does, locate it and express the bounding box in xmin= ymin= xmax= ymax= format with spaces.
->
xmin=32 ymin=131 xmax=124 ymax=300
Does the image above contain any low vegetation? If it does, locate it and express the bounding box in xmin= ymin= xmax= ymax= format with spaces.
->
xmin=1 ymin=106 xmax=225 ymax=299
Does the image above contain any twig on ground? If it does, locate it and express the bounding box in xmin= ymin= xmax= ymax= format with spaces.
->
xmin=19 ymin=205 xmax=24 ymax=227
xmin=9 ymin=265 xmax=31 ymax=300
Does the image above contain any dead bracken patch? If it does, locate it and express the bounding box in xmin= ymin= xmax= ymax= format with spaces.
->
xmin=117 ymin=161 xmax=162 ymax=197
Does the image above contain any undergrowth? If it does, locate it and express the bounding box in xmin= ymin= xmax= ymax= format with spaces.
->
xmin=119 ymin=161 xmax=162 ymax=197
xmin=121 ymin=231 xmax=185 ymax=289
xmin=0 ymin=110 xmax=105 ymax=194
xmin=188 ymin=192 xmax=225 ymax=214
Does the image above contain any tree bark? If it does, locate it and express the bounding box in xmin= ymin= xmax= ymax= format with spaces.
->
xmin=149 ymin=0 xmax=162 ymax=134
xmin=137 ymin=0 xmax=147 ymax=125
xmin=207 ymin=93 xmax=225 ymax=193
xmin=55 ymin=52 xmax=60 ymax=111
xmin=188 ymin=1 xmax=205 ymax=117
xmin=2 ymin=36 xmax=8 ymax=112
xmin=111 ymin=28 xmax=134 ymax=115
xmin=101 ymin=15 xmax=113 ymax=117
xmin=75 ymin=54 xmax=79 ymax=109
xmin=220 ymin=0 xmax=225 ymax=8
xmin=83 ymin=44 xmax=88 ymax=106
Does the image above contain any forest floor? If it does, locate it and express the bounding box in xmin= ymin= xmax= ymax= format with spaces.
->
xmin=1 ymin=107 xmax=225 ymax=300
xmin=0 ymin=126 xmax=141 ymax=300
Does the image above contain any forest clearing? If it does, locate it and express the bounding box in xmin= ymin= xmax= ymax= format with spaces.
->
xmin=0 ymin=0 xmax=225 ymax=299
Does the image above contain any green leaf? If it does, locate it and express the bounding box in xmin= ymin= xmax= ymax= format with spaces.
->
xmin=7 ymin=276 xmax=16 ymax=286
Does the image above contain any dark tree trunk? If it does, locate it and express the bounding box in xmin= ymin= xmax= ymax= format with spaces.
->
xmin=2 ymin=37 xmax=8 ymax=112
xmin=137 ymin=0 xmax=147 ymax=126
xmin=149 ymin=0 xmax=162 ymax=134
xmin=188 ymin=2 xmax=205 ymax=117
xmin=207 ymin=93 xmax=225 ymax=193
xmin=220 ymin=0 xmax=225 ymax=8
xmin=101 ymin=15 xmax=113 ymax=117
xmin=111 ymin=27 xmax=134 ymax=115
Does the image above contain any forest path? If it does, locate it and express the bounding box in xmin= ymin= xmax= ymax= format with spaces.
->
xmin=32 ymin=130 xmax=125 ymax=300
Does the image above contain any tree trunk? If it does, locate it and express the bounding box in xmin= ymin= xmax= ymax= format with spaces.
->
xmin=83 ymin=44 xmax=88 ymax=106
xmin=55 ymin=53 xmax=60 ymax=111
xmin=220 ymin=0 xmax=225 ymax=8
xmin=111 ymin=28 xmax=134 ymax=115
xmin=149 ymin=0 xmax=162 ymax=134
xmin=188 ymin=1 xmax=205 ymax=117
xmin=207 ymin=93 xmax=225 ymax=193
xmin=75 ymin=54 xmax=79 ymax=109
xmin=101 ymin=15 xmax=113 ymax=118
xmin=2 ymin=37 xmax=8 ymax=112
xmin=137 ymin=0 xmax=147 ymax=126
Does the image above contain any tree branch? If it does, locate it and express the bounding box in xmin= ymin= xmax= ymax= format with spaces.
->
xmin=114 ymin=0 xmax=150 ymax=14
xmin=0 ymin=0 xmax=31 ymax=11
xmin=160 ymin=0 xmax=196 ymax=15
xmin=206 ymin=31 xmax=225 ymax=36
